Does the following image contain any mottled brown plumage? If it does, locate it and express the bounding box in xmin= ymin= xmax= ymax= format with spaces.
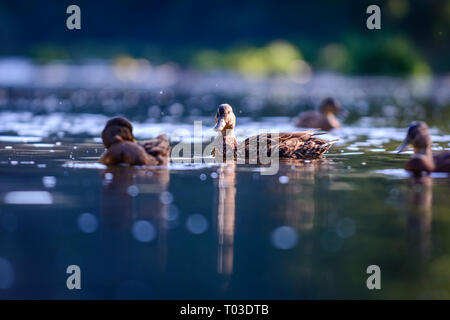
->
xmin=295 ymin=97 xmax=341 ymax=131
xmin=212 ymin=104 xmax=337 ymax=162
xmin=99 ymin=140 xmax=153 ymax=166
xmin=140 ymin=134 xmax=171 ymax=166
xmin=397 ymin=121 xmax=450 ymax=175
xmin=239 ymin=131 xmax=336 ymax=160
xmin=433 ymin=152 xmax=450 ymax=172
xmin=99 ymin=117 xmax=170 ymax=166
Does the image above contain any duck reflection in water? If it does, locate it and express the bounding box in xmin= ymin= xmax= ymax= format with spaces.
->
xmin=215 ymin=163 xmax=236 ymax=279
xmin=265 ymin=159 xmax=335 ymax=284
xmin=406 ymin=175 xmax=433 ymax=263
xmin=275 ymin=159 xmax=335 ymax=230
xmin=100 ymin=166 xmax=170 ymax=270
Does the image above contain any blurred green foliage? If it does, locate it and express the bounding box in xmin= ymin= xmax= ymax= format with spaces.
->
xmin=0 ymin=0 xmax=448 ymax=76
xmin=338 ymin=35 xmax=431 ymax=76
xmin=193 ymin=41 xmax=303 ymax=77
xmin=192 ymin=36 xmax=431 ymax=77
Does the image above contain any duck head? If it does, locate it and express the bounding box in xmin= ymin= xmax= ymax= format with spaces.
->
xmin=397 ymin=121 xmax=432 ymax=154
xmin=319 ymin=97 xmax=341 ymax=115
xmin=102 ymin=117 xmax=136 ymax=148
xmin=214 ymin=104 xmax=236 ymax=135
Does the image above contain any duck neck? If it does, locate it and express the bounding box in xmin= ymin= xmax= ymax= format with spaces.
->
xmin=325 ymin=113 xmax=340 ymax=128
xmin=220 ymin=128 xmax=235 ymax=138
xmin=414 ymin=146 xmax=433 ymax=162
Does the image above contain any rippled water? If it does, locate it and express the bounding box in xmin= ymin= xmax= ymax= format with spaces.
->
xmin=0 ymin=66 xmax=450 ymax=298
xmin=0 ymin=115 xmax=449 ymax=299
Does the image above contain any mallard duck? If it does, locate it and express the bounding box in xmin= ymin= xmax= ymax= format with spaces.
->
xmin=212 ymin=104 xmax=238 ymax=160
xmin=99 ymin=117 xmax=170 ymax=166
xmin=397 ymin=121 xmax=450 ymax=175
xmin=212 ymin=104 xmax=337 ymax=162
xmin=295 ymin=97 xmax=341 ymax=130
xmin=140 ymin=134 xmax=171 ymax=166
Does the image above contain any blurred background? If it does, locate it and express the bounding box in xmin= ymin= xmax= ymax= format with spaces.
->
xmin=0 ymin=0 xmax=449 ymax=132
xmin=1 ymin=0 xmax=449 ymax=74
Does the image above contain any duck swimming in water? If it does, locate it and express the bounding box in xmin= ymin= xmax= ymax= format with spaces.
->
xmin=397 ymin=121 xmax=450 ymax=175
xmin=212 ymin=104 xmax=337 ymax=162
xmin=212 ymin=104 xmax=238 ymax=160
xmin=99 ymin=117 xmax=170 ymax=166
xmin=295 ymin=97 xmax=341 ymax=131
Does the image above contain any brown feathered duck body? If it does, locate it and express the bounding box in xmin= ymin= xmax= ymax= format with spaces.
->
xmin=99 ymin=117 xmax=170 ymax=166
xmin=397 ymin=121 xmax=450 ymax=175
xmin=295 ymin=97 xmax=341 ymax=131
xmin=212 ymin=104 xmax=337 ymax=162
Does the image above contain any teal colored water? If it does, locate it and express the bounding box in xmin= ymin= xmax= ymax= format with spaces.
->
xmin=0 ymin=123 xmax=449 ymax=299
xmin=0 ymin=68 xmax=449 ymax=298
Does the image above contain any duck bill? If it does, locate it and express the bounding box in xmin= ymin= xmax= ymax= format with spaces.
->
xmin=396 ymin=137 xmax=411 ymax=154
xmin=214 ymin=118 xmax=226 ymax=132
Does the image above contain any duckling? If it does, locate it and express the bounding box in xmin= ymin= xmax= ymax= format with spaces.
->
xmin=101 ymin=117 xmax=136 ymax=148
xmin=295 ymin=97 xmax=341 ymax=130
xmin=212 ymin=104 xmax=337 ymax=162
xmin=397 ymin=121 xmax=450 ymax=175
xmin=99 ymin=117 xmax=170 ymax=166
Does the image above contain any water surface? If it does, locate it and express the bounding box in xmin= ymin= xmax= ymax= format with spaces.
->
xmin=0 ymin=118 xmax=449 ymax=299
xmin=1 ymin=65 xmax=450 ymax=298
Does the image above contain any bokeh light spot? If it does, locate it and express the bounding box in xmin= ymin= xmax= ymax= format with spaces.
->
xmin=271 ymin=226 xmax=298 ymax=250
xmin=132 ymin=220 xmax=156 ymax=243
xmin=186 ymin=214 xmax=208 ymax=234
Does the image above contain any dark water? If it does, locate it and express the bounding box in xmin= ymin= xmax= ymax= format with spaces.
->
xmin=0 ymin=132 xmax=449 ymax=299
xmin=0 ymin=66 xmax=450 ymax=299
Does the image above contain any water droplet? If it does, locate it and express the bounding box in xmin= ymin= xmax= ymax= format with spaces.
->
xmin=159 ymin=191 xmax=173 ymax=204
xmin=278 ymin=176 xmax=289 ymax=184
xmin=336 ymin=218 xmax=356 ymax=238
xmin=186 ymin=214 xmax=208 ymax=234
xmin=77 ymin=213 xmax=98 ymax=233
xmin=271 ymin=226 xmax=298 ymax=250
xmin=164 ymin=205 xmax=179 ymax=222
xmin=127 ymin=185 xmax=139 ymax=197
xmin=132 ymin=220 xmax=156 ymax=243
xmin=104 ymin=173 xmax=114 ymax=181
